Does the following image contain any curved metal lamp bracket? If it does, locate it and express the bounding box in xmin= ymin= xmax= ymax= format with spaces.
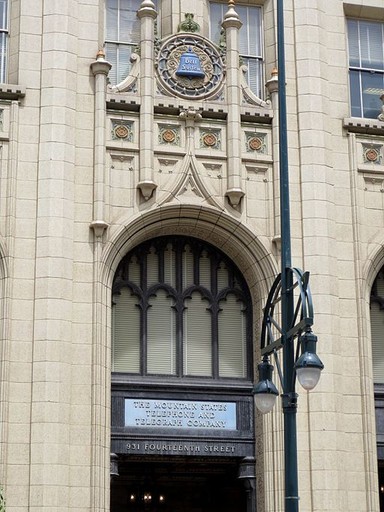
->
xmin=260 ymin=267 xmax=314 ymax=357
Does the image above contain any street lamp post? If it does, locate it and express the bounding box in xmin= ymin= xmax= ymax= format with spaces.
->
xmin=253 ymin=1 xmax=324 ymax=512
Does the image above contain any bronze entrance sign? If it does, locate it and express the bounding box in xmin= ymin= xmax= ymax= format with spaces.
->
xmin=111 ymin=390 xmax=255 ymax=459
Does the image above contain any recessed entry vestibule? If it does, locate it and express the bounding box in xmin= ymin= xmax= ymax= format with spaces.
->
xmin=110 ymin=385 xmax=257 ymax=512
xmin=110 ymin=456 xmax=252 ymax=512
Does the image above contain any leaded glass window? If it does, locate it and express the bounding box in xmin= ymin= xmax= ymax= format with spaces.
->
xmin=371 ymin=269 xmax=384 ymax=384
xmin=112 ymin=236 xmax=252 ymax=380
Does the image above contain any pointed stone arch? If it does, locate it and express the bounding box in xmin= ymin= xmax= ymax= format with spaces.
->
xmin=101 ymin=204 xmax=277 ymax=295
xmin=91 ymin=204 xmax=278 ymax=509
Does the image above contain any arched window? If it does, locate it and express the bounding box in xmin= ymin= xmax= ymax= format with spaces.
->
xmin=112 ymin=236 xmax=252 ymax=380
xmin=371 ymin=269 xmax=384 ymax=384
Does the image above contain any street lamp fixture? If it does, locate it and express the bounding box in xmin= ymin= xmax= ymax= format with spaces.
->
xmin=294 ymin=330 xmax=324 ymax=391
xmin=254 ymin=356 xmax=279 ymax=414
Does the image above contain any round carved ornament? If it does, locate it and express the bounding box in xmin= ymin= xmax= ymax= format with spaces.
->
xmin=365 ymin=148 xmax=379 ymax=162
xmin=203 ymin=133 xmax=217 ymax=147
xmin=114 ymin=125 xmax=130 ymax=139
xmin=162 ymin=129 xmax=176 ymax=143
xmin=248 ymin=137 xmax=263 ymax=151
xmin=157 ymin=34 xmax=225 ymax=100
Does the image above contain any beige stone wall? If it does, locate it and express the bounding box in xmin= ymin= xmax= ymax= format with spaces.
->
xmin=0 ymin=0 xmax=382 ymax=510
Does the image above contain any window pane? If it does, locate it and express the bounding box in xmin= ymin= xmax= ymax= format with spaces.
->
xmin=243 ymin=57 xmax=263 ymax=98
xmin=106 ymin=0 xmax=119 ymax=41
xmin=147 ymin=290 xmax=176 ymax=375
xmin=117 ymin=44 xmax=135 ymax=84
xmin=360 ymin=21 xmax=384 ymax=70
xmin=119 ymin=0 xmax=141 ymax=43
xmin=164 ymin=243 xmax=176 ymax=288
xmin=105 ymin=43 xmax=118 ymax=85
xmin=349 ymin=69 xmax=362 ymax=118
xmin=184 ymin=292 xmax=212 ymax=376
xmin=361 ymin=71 xmax=384 ymax=119
xmin=210 ymin=2 xmax=224 ymax=45
xmin=248 ymin=7 xmax=261 ymax=56
xmin=182 ymin=245 xmax=194 ymax=289
xmin=199 ymin=251 xmax=211 ymax=288
xmin=217 ymin=262 xmax=228 ymax=292
xmin=112 ymin=288 xmax=141 ymax=373
xmin=0 ymin=0 xmax=6 ymax=30
xmin=371 ymin=271 xmax=384 ymax=384
xmin=237 ymin=6 xmax=249 ymax=55
xmin=347 ymin=19 xmax=360 ymax=67
xmin=0 ymin=31 xmax=6 ymax=83
xmin=371 ymin=302 xmax=384 ymax=384
xmin=147 ymin=247 xmax=158 ymax=288
xmin=218 ymin=295 xmax=246 ymax=378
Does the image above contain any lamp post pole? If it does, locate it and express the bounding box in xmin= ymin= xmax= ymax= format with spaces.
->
xmin=253 ymin=1 xmax=324 ymax=511
xmin=276 ymin=0 xmax=299 ymax=510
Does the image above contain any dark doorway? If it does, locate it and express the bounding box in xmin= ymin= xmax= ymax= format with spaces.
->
xmin=111 ymin=457 xmax=247 ymax=512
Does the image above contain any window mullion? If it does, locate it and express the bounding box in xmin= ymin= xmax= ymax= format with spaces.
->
xmin=141 ymin=300 xmax=148 ymax=375
xmin=176 ymin=297 xmax=184 ymax=377
xmin=175 ymin=242 xmax=183 ymax=376
xmin=211 ymin=299 xmax=219 ymax=379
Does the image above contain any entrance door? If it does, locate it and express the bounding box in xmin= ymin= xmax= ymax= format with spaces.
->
xmin=111 ymin=457 xmax=247 ymax=512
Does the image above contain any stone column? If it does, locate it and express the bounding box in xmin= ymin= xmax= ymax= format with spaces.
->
xmin=222 ymin=0 xmax=244 ymax=208
xmin=265 ymin=68 xmax=280 ymax=248
xmin=28 ymin=1 xmax=78 ymax=509
xmin=137 ymin=0 xmax=157 ymax=201
xmin=90 ymin=50 xmax=111 ymax=238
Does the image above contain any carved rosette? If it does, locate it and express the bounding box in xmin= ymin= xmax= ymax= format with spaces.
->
xmin=159 ymin=125 xmax=180 ymax=145
xmin=111 ymin=120 xmax=134 ymax=141
xmin=246 ymin=132 xmax=266 ymax=154
xmin=362 ymin=143 xmax=382 ymax=165
xmin=156 ymin=34 xmax=225 ymax=99
xmin=200 ymin=129 xmax=221 ymax=150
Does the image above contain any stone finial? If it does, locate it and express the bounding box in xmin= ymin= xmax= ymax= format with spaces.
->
xmin=96 ymin=49 xmax=105 ymax=60
xmin=91 ymin=50 xmax=112 ymax=76
xmin=265 ymin=67 xmax=279 ymax=96
xmin=222 ymin=0 xmax=242 ymax=30
xmin=137 ymin=0 xmax=157 ymax=19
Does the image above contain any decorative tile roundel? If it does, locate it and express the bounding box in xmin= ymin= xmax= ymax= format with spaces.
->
xmin=156 ymin=34 xmax=225 ymax=100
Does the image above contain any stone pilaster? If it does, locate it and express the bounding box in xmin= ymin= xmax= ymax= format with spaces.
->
xmin=137 ymin=0 xmax=157 ymax=201
xmin=90 ymin=50 xmax=111 ymax=238
xmin=222 ymin=1 xmax=244 ymax=208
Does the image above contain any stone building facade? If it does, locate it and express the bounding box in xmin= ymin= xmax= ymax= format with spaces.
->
xmin=0 ymin=0 xmax=383 ymax=511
